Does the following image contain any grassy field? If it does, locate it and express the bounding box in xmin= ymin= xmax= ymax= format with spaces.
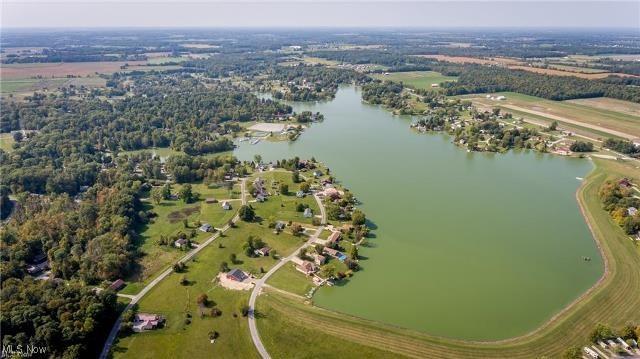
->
xmin=0 ymin=133 xmax=16 ymax=152
xmin=372 ymin=71 xmax=457 ymax=90
xmin=120 ymin=147 xmax=233 ymax=161
xmin=122 ymin=183 xmax=240 ymax=293
xmin=250 ymin=171 xmax=321 ymax=225
xmin=265 ymin=263 xmax=313 ymax=297
xmin=112 ymin=220 xmax=305 ymax=358
xmin=566 ymin=97 xmax=640 ymax=118
xmin=464 ymin=92 xmax=640 ymax=139
xmin=253 ymin=157 xmax=640 ymax=358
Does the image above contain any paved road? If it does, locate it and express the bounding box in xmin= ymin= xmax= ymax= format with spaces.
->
xmin=99 ymin=178 xmax=246 ymax=359
xmin=247 ymin=192 xmax=326 ymax=359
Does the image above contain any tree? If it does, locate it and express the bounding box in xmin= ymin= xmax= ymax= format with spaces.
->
xmin=179 ymin=184 xmax=194 ymax=203
xmin=291 ymin=223 xmax=304 ymax=236
xmin=589 ymin=323 xmax=616 ymax=343
xmin=196 ymin=293 xmax=209 ymax=306
xmin=161 ymin=183 xmax=172 ymax=199
xmin=570 ymin=141 xmax=594 ymax=152
xmin=253 ymin=154 xmax=262 ymax=164
xmin=562 ymin=346 xmax=581 ymax=359
xmin=239 ymin=205 xmax=255 ymax=222
xmin=292 ymin=170 xmax=300 ymax=183
xmin=300 ymin=182 xmax=310 ymax=193
xmin=279 ymin=183 xmax=289 ymax=195
xmin=229 ymin=253 xmax=238 ymax=264
xmin=547 ymin=121 xmax=558 ymax=131
xmin=150 ymin=187 xmax=163 ymax=205
xmin=320 ymin=264 xmax=336 ymax=279
xmin=351 ymin=209 xmax=366 ymax=226
xmin=348 ymin=245 xmax=359 ymax=260
xmin=219 ymin=261 xmax=230 ymax=272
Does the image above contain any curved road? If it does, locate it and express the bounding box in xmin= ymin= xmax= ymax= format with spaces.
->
xmin=99 ymin=179 xmax=247 ymax=359
xmin=247 ymin=193 xmax=326 ymax=358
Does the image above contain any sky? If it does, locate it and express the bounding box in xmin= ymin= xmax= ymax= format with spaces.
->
xmin=1 ymin=0 xmax=639 ymax=29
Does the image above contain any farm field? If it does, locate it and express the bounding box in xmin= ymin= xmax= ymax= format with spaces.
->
xmin=112 ymin=220 xmax=304 ymax=359
xmin=566 ymin=97 xmax=640 ymax=117
xmin=372 ymin=71 xmax=457 ymax=90
xmin=255 ymin=157 xmax=640 ymax=358
xmin=463 ymin=92 xmax=640 ymax=139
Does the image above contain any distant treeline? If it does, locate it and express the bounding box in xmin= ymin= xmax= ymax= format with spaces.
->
xmin=442 ymin=67 xmax=640 ymax=102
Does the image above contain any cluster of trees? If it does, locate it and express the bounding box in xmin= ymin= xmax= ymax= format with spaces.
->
xmin=1 ymin=278 xmax=119 ymax=358
xmin=441 ymin=67 xmax=640 ymax=102
xmin=569 ymin=141 xmax=594 ymax=152
xmin=564 ymin=323 xmax=639 ymax=359
xmin=599 ymin=179 xmax=640 ymax=235
xmin=602 ymin=138 xmax=640 ymax=157
xmin=599 ymin=179 xmax=640 ymax=234
xmin=361 ymin=80 xmax=407 ymax=111
xmin=266 ymin=65 xmax=368 ymax=101
xmin=243 ymin=236 xmax=266 ymax=257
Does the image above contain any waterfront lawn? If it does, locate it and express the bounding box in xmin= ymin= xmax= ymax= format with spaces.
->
xmin=112 ymin=221 xmax=304 ymax=358
xmin=254 ymin=158 xmax=640 ymax=358
xmin=372 ymin=71 xmax=458 ymax=90
xmin=266 ymin=263 xmax=313 ymax=297
xmin=123 ymin=183 xmax=240 ymax=292
xmin=256 ymin=293 xmax=404 ymax=359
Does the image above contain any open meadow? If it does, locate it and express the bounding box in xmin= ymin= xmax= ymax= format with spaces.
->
xmin=372 ymin=71 xmax=457 ymax=90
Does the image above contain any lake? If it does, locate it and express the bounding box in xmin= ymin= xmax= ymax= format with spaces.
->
xmin=234 ymin=86 xmax=603 ymax=340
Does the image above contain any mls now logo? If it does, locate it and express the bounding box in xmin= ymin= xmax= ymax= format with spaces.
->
xmin=1 ymin=344 xmax=47 ymax=357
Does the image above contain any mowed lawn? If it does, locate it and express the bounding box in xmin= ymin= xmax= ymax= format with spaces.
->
xmin=252 ymin=158 xmax=640 ymax=358
xmin=464 ymin=92 xmax=640 ymax=139
xmin=266 ymin=263 xmax=313 ymax=297
xmin=372 ymin=71 xmax=457 ymax=90
xmin=112 ymin=221 xmax=305 ymax=359
xmin=123 ymin=182 xmax=240 ymax=293
xmin=250 ymin=171 xmax=321 ymax=225
xmin=0 ymin=133 xmax=16 ymax=152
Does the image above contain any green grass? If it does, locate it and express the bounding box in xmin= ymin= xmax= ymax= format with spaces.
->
xmin=250 ymin=171 xmax=320 ymax=225
xmin=256 ymin=293 xmax=403 ymax=359
xmin=113 ymin=221 xmax=305 ymax=358
xmin=120 ymin=147 xmax=233 ymax=161
xmin=146 ymin=56 xmax=189 ymax=65
xmin=266 ymin=263 xmax=314 ymax=297
xmin=253 ymin=158 xmax=640 ymax=358
xmin=0 ymin=133 xmax=16 ymax=152
xmin=0 ymin=78 xmax=69 ymax=94
xmin=122 ymin=183 xmax=239 ymax=291
xmin=372 ymin=71 xmax=457 ymax=90
xmin=462 ymin=91 xmax=640 ymax=139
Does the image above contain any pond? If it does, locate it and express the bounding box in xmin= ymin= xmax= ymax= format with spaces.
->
xmin=234 ymin=86 xmax=603 ymax=340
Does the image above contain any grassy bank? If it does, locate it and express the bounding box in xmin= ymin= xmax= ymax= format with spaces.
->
xmin=254 ymin=157 xmax=640 ymax=358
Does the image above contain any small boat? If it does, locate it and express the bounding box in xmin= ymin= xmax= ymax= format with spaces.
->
xmin=582 ymin=256 xmax=591 ymax=261
xmin=251 ymin=139 xmax=260 ymax=145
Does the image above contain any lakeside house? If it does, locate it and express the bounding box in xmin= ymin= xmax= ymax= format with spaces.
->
xmin=296 ymin=190 xmax=305 ymax=198
xmin=221 ymin=201 xmax=232 ymax=210
xmin=174 ymin=238 xmax=188 ymax=248
xmin=133 ymin=313 xmax=165 ymax=332
xmin=274 ymin=221 xmax=286 ymax=231
xmin=327 ymin=231 xmax=341 ymax=244
xmin=109 ymin=279 xmax=125 ymax=291
xmin=628 ymin=207 xmax=638 ymax=216
xmin=303 ymin=207 xmax=313 ymax=218
xmin=312 ymin=253 xmax=326 ymax=266
xmin=226 ymin=268 xmax=249 ymax=282
xmin=296 ymin=260 xmax=319 ymax=275
xmin=199 ymin=223 xmax=213 ymax=232
xmin=323 ymin=247 xmax=347 ymax=261
xmin=254 ymin=247 xmax=271 ymax=257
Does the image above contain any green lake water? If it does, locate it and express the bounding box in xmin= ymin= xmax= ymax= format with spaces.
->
xmin=234 ymin=86 xmax=604 ymax=340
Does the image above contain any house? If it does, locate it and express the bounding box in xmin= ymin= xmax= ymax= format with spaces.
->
xmin=109 ymin=279 xmax=125 ymax=291
xmin=256 ymin=194 xmax=266 ymax=202
xmin=205 ymin=198 xmax=217 ymax=204
xmin=296 ymin=190 xmax=305 ymax=198
xmin=221 ymin=201 xmax=232 ymax=210
xmin=275 ymin=221 xmax=286 ymax=231
xmin=313 ymin=170 xmax=323 ymax=178
xmin=430 ymin=83 xmax=439 ymax=88
xmin=254 ymin=247 xmax=271 ymax=257
xmin=226 ymin=268 xmax=248 ymax=282
xmin=26 ymin=260 xmax=49 ymax=276
xmin=628 ymin=207 xmax=638 ymax=216
xmin=323 ymin=247 xmax=347 ymax=261
xmin=303 ymin=207 xmax=313 ymax=218
xmin=312 ymin=253 xmax=326 ymax=266
xmin=174 ymin=238 xmax=188 ymax=248
xmin=322 ymin=187 xmax=341 ymax=199
xmin=199 ymin=223 xmax=213 ymax=232
xmin=296 ymin=260 xmax=318 ymax=275
xmin=326 ymin=231 xmax=341 ymax=244
xmin=619 ymin=178 xmax=632 ymax=188
xmin=133 ymin=313 xmax=165 ymax=332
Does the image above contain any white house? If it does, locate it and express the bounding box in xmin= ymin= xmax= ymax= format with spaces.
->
xmin=222 ymin=201 xmax=232 ymax=210
xmin=303 ymin=207 xmax=313 ymax=218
